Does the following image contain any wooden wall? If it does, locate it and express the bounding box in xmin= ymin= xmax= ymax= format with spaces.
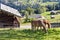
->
xmin=0 ymin=10 xmax=20 ymax=28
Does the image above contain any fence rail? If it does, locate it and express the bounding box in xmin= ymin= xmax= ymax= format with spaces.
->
xmin=51 ymin=23 xmax=60 ymax=28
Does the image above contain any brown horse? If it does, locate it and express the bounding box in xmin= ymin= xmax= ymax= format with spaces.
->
xmin=31 ymin=19 xmax=51 ymax=32
xmin=43 ymin=19 xmax=51 ymax=28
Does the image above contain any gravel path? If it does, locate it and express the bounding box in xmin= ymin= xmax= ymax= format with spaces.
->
xmin=20 ymin=25 xmax=31 ymax=30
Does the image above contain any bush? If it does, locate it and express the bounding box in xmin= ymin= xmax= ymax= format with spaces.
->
xmin=22 ymin=18 xmax=34 ymax=23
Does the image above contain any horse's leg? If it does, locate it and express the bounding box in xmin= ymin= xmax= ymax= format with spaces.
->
xmin=47 ymin=23 xmax=51 ymax=28
xmin=31 ymin=22 xmax=36 ymax=31
xmin=41 ymin=21 xmax=47 ymax=33
xmin=36 ymin=23 xmax=39 ymax=30
xmin=40 ymin=26 xmax=43 ymax=29
xmin=36 ymin=26 xmax=39 ymax=30
xmin=36 ymin=26 xmax=38 ymax=30
xmin=31 ymin=22 xmax=34 ymax=30
xmin=31 ymin=24 xmax=36 ymax=31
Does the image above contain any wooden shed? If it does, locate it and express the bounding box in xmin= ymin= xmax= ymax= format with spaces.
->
xmin=0 ymin=3 xmax=21 ymax=28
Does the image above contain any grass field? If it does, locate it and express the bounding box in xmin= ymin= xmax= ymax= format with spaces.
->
xmin=0 ymin=28 xmax=60 ymax=40
xmin=41 ymin=11 xmax=60 ymax=23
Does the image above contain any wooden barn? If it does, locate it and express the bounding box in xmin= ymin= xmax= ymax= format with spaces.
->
xmin=0 ymin=3 xmax=21 ymax=28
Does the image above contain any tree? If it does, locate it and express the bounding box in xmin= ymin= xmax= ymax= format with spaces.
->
xmin=35 ymin=6 xmax=47 ymax=14
xmin=57 ymin=2 xmax=60 ymax=10
xmin=26 ymin=7 xmax=34 ymax=15
xmin=20 ymin=10 xmax=25 ymax=16
xmin=24 ymin=11 xmax=29 ymax=22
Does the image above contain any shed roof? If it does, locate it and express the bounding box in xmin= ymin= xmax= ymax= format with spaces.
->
xmin=0 ymin=3 xmax=21 ymax=17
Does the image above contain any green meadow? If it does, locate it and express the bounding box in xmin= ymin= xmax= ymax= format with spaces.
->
xmin=41 ymin=11 xmax=60 ymax=23
xmin=0 ymin=28 xmax=60 ymax=40
xmin=1 ymin=0 xmax=60 ymax=40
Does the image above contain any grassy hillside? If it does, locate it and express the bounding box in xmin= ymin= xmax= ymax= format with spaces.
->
xmin=0 ymin=28 xmax=60 ymax=40
xmin=41 ymin=11 xmax=60 ymax=23
xmin=40 ymin=2 xmax=58 ymax=6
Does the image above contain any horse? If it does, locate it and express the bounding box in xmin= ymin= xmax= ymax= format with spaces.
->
xmin=43 ymin=19 xmax=51 ymax=28
xmin=31 ymin=19 xmax=51 ymax=33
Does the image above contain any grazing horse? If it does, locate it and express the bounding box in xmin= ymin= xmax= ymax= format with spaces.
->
xmin=43 ymin=19 xmax=51 ymax=28
xmin=31 ymin=19 xmax=51 ymax=32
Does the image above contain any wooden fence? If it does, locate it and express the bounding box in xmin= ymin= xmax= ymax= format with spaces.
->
xmin=51 ymin=23 xmax=60 ymax=28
